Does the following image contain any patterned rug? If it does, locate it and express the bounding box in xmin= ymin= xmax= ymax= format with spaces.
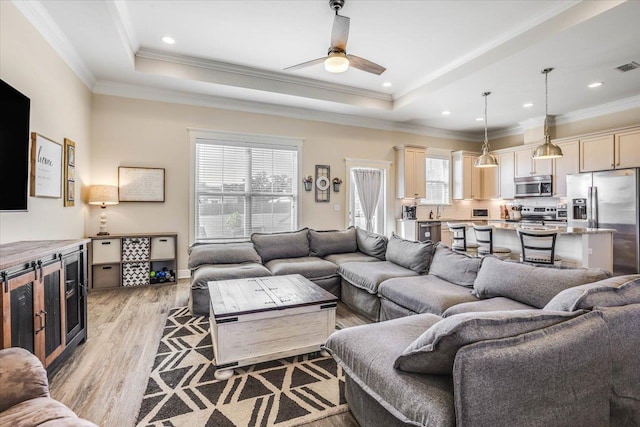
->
xmin=136 ymin=307 xmax=348 ymax=426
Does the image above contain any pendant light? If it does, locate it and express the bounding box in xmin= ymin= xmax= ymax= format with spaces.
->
xmin=474 ymin=91 xmax=498 ymax=168
xmin=532 ymin=68 xmax=563 ymax=159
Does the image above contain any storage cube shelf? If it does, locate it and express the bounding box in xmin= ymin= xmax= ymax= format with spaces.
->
xmin=90 ymin=233 xmax=177 ymax=289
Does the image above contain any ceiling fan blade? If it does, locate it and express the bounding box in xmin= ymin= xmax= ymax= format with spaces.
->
xmin=347 ymin=55 xmax=386 ymax=75
xmin=283 ymin=57 xmax=326 ymax=71
xmin=331 ymin=14 xmax=350 ymax=50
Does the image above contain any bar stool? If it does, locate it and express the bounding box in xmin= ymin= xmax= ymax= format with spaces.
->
xmin=447 ymin=222 xmax=478 ymax=253
xmin=516 ymin=227 xmax=562 ymax=265
xmin=472 ymin=225 xmax=511 ymax=260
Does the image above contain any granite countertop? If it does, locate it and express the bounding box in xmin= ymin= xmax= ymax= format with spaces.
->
xmin=468 ymin=221 xmax=615 ymax=235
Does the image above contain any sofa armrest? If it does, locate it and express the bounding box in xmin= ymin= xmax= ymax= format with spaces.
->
xmin=0 ymin=347 xmax=50 ymax=412
xmin=453 ymin=311 xmax=612 ymax=427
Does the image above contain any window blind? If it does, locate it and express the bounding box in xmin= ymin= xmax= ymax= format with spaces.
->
xmin=423 ymin=156 xmax=450 ymax=205
xmin=195 ymin=142 xmax=298 ymax=242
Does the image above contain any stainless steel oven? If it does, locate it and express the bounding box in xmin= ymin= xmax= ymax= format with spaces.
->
xmin=514 ymin=175 xmax=553 ymax=198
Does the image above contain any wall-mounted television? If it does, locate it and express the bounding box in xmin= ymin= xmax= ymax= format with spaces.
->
xmin=0 ymin=79 xmax=31 ymax=211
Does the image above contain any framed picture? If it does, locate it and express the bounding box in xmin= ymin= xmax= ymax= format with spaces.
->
xmin=30 ymin=133 xmax=62 ymax=198
xmin=118 ymin=167 xmax=165 ymax=202
xmin=63 ymin=138 xmax=76 ymax=207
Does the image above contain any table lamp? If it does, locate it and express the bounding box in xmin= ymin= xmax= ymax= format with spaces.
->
xmin=88 ymin=185 xmax=119 ymax=235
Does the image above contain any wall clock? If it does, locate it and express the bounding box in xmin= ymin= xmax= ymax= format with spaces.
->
xmin=315 ymin=164 xmax=330 ymax=202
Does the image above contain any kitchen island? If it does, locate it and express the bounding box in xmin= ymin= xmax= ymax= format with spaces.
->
xmin=454 ymin=221 xmax=615 ymax=272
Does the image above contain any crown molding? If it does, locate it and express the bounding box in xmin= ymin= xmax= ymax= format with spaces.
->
xmin=93 ymin=80 xmax=478 ymax=142
xmin=489 ymin=125 xmax=524 ymax=140
xmin=554 ymin=94 xmax=640 ymax=125
xmin=12 ymin=0 xmax=96 ymax=89
xmin=105 ymin=0 xmax=138 ymax=67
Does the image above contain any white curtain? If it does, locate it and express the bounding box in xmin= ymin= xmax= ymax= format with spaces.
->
xmin=353 ymin=168 xmax=383 ymax=232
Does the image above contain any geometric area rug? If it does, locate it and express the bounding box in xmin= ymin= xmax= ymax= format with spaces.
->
xmin=135 ymin=307 xmax=348 ymax=426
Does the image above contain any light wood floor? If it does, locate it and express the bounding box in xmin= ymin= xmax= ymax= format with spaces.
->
xmin=49 ymin=279 xmax=370 ymax=427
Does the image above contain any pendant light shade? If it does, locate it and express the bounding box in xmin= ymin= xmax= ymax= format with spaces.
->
xmin=532 ymin=68 xmax=563 ymax=159
xmin=475 ymin=91 xmax=498 ymax=168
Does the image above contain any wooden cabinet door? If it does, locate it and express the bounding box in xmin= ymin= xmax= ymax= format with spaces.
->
xmin=481 ymin=165 xmax=499 ymax=199
xmin=403 ymin=149 xmax=416 ymax=197
xmin=533 ymin=157 xmax=553 ymax=176
xmin=41 ymin=261 xmax=65 ymax=367
xmin=580 ymin=135 xmax=614 ymax=172
xmin=1 ymin=269 xmax=39 ymax=355
xmin=498 ymin=152 xmax=515 ymax=199
xmin=514 ymin=147 xmax=533 ymax=177
xmin=470 ymin=157 xmax=481 ymax=199
xmin=413 ymin=148 xmax=426 ymax=198
xmin=553 ymin=140 xmax=579 ymax=197
xmin=463 ymin=156 xmax=473 ymax=199
xmin=615 ymin=129 xmax=640 ymax=169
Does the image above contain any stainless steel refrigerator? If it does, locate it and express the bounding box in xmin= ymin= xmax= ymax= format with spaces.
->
xmin=567 ymin=168 xmax=640 ymax=275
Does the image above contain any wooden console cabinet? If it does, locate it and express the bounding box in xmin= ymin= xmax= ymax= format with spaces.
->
xmin=90 ymin=233 xmax=177 ymax=289
xmin=0 ymin=239 xmax=89 ymax=372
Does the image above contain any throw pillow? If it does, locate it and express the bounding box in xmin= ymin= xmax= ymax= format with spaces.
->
xmin=355 ymin=227 xmax=388 ymax=260
xmin=544 ymin=274 xmax=640 ymax=311
xmin=473 ymin=256 xmax=611 ymax=308
xmin=385 ymin=233 xmax=435 ymax=274
xmin=251 ymin=228 xmax=310 ymax=263
xmin=308 ymin=227 xmax=357 ymax=258
xmin=187 ymin=242 xmax=261 ymax=269
xmin=427 ymin=243 xmax=482 ymax=288
xmin=394 ymin=309 xmax=581 ymax=375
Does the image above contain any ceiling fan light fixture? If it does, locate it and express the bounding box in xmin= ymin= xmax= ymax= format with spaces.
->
xmin=324 ymin=51 xmax=349 ymax=73
xmin=532 ymin=68 xmax=563 ymax=160
xmin=475 ymin=91 xmax=498 ymax=168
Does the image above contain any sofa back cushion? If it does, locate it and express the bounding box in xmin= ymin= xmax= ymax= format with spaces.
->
xmin=385 ymin=233 xmax=435 ymax=274
xmin=355 ymin=227 xmax=388 ymax=260
xmin=308 ymin=227 xmax=357 ymax=258
xmin=394 ymin=309 xmax=581 ymax=375
xmin=473 ymin=256 xmax=611 ymax=308
xmin=188 ymin=242 xmax=261 ymax=269
xmin=428 ymin=243 xmax=482 ymax=288
xmin=544 ymin=274 xmax=640 ymax=311
xmin=251 ymin=228 xmax=310 ymax=263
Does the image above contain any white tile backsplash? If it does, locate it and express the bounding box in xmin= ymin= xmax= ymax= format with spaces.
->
xmin=415 ymin=198 xmax=560 ymax=220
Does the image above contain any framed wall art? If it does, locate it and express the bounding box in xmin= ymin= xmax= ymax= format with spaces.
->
xmin=118 ymin=166 xmax=165 ymax=202
xmin=315 ymin=164 xmax=330 ymax=203
xmin=30 ymin=132 xmax=62 ymax=198
xmin=63 ymin=138 xmax=76 ymax=207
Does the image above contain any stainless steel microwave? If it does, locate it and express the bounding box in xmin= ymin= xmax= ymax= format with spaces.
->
xmin=514 ymin=175 xmax=553 ymax=198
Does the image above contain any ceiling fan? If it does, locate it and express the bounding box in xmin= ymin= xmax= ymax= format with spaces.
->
xmin=284 ymin=0 xmax=386 ymax=75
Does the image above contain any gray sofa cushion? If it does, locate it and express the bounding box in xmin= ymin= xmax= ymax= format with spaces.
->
xmin=385 ymin=233 xmax=435 ymax=274
xmin=442 ymin=297 xmax=535 ymax=317
xmin=395 ymin=309 xmax=580 ymax=375
xmin=428 ymin=244 xmax=482 ymax=288
xmin=324 ymin=252 xmax=380 ymax=266
xmin=544 ymin=274 xmax=640 ymax=311
xmin=378 ymin=275 xmax=479 ymax=316
xmin=190 ymin=263 xmax=272 ymax=289
xmin=355 ymin=227 xmax=388 ymax=260
xmin=324 ymin=314 xmax=456 ymax=427
xmin=473 ymin=256 xmax=612 ymax=308
xmin=339 ymin=261 xmax=417 ymax=294
xmin=308 ymin=228 xmax=357 ymax=258
xmin=265 ymin=257 xmax=338 ymax=280
xmin=251 ymin=228 xmax=310 ymax=263
xmin=188 ymin=242 xmax=261 ymax=269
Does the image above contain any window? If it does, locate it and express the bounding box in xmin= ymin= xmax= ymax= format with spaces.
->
xmin=191 ymin=131 xmax=301 ymax=242
xmin=423 ymin=155 xmax=450 ymax=205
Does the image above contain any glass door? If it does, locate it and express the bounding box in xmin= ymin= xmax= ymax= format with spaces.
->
xmin=64 ymin=252 xmax=84 ymax=342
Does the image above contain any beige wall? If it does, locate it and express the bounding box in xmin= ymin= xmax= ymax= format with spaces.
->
xmin=89 ymin=95 xmax=478 ymax=270
xmin=0 ymin=1 xmax=92 ymax=243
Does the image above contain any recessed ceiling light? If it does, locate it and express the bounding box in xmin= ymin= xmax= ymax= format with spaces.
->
xmin=162 ymin=36 xmax=175 ymax=45
xmin=523 ymin=102 xmax=534 ymax=108
xmin=442 ymin=110 xmax=451 ymax=115
xmin=382 ymin=82 xmax=392 ymax=87
xmin=588 ymin=82 xmax=603 ymax=88
xmin=475 ymin=117 xmax=484 ymax=121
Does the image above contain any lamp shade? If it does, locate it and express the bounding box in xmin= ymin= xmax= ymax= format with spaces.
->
xmin=324 ymin=52 xmax=349 ymax=73
xmin=475 ymin=151 xmax=499 ymax=168
xmin=532 ymin=137 xmax=564 ymax=159
xmin=88 ymin=185 xmax=119 ymax=205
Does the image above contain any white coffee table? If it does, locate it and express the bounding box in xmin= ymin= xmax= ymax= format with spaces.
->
xmin=208 ymin=274 xmax=338 ymax=379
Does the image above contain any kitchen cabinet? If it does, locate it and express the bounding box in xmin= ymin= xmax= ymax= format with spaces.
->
xmin=0 ymin=240 xmax=88 ymax=371
xmin=481 ymin=164 xmax=499 ymax=199
xmin=91 ymin=233 xmax=178 ymax=289
xmin=615 ymin=129 xmax=640 ymax=169
xmin=553 ymin=140 xmax=579 ymax=197
xmin=580 ymin=134 xmax=615 ymax=172
xmin=514 ymin=146 xmax=553 ymax=177
xmin=395 ymin=145 xmax=426 ymax=198
xmin=452 ymin=151 xmax=481 ymax=200
xmin=498 ymin=151 xmax=515 ymax=199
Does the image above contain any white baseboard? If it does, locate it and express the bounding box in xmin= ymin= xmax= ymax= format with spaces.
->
xmin=178 ymin=269 xmax=191 ymax=279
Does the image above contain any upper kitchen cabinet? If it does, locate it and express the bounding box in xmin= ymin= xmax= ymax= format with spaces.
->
xmin=498 ymin=151 xmax=515 ymax=199
xmin=452 ymin=151 xmax=481 ymax=200
xmin=514 ymin=146 xmax=553 ymax=177
xmin=580 ymin=129 xmax=640 ymax=172
xmin=395 ymin=145 xmax=426 ymax=198
xmin=552 ymin=140 xmax=579 ymax=198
